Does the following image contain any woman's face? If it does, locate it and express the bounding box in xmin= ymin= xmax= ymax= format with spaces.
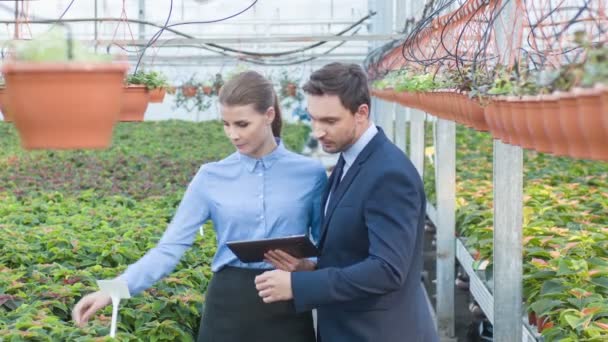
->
xmin=221 ymin=103 xmax=275 ymax=158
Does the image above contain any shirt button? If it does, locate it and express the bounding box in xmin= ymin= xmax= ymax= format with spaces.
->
xmin=260 ymin=215 xmax=264 ymax=220
xmin=259 ymin=194 xmax=263 ymax=199
xmin=258 ymin=173 xmax=263 ymax=176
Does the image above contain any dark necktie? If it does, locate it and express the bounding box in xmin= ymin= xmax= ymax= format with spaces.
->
xmin=329 ymin=154 xmax=345 ymax=197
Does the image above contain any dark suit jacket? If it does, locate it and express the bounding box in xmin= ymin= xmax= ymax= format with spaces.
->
xmin=292 ymin=128 xmax=439 ymax=342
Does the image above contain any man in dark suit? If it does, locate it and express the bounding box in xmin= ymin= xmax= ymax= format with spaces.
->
xmin=255 ymin=63 xmax=439 ymax=342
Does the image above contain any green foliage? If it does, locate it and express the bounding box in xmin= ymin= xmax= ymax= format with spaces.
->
xmin=581 ymin=45 xmax=608 ymax=87
xmin=174 ymin=76 xmax=213 ymax=113
xmin=126 ymin=70 xmax=169 ymax=90
xmin=371 ymin=70 xmax=407 ymax=90
xmin=0 ymin=120 xmax=310 ymax=340
xmin=422 ymin=123 xmax=608 ymax=340
xmin=13 ymin=27 xmax=112 ymax=63
xmin=275 ymin=69 xmax=304 ymax=110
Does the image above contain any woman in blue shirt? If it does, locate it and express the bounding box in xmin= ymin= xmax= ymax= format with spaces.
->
xmin=72 ymin=71 xmax=327 ymax=341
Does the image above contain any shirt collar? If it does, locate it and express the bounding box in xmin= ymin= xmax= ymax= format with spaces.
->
xmin=239 ymin=138 xmax=286 ymax=172
xmin=342 ymin=124 xmax=378 ymax=168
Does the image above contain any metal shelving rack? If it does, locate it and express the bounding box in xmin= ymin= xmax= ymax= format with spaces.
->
xmin=369 ymin=1 xmax=543 ymax=341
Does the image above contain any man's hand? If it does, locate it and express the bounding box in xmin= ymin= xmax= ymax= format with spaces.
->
xmin=255 ymin=270 xmax=293 ymax=303
xmin=72 ymin=291 xmax=112 ymax=327
xmin=264 ymin=249 xmax=316 ymax=272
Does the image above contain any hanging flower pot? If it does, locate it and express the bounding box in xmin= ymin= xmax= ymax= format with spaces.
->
xmin=455 ymin=92 xmax=472 ymax=128
xmin=286 ymin=83 xmax=297 ymax=97
xmin=375 ymin=88 xmax=400 ymax=103
xmin=149 ymin=88 xmax=166 ymax=103
xmin=574 ymin=87 xmax=608 ymax=161
xmin=557 ymin=91 xmax=591 ymax=159
xmin=464 ymin=94 xmax=488 ymax=132
xmin=541 ymin=93 xmax=569 ymax=156
xmin=3 ymin=62 xmax=127 ymax=149
xmin=484 ymin=100 xmax=500 ymax=139
xmin=182 ymin=85 xmax=198 ymax=98
xmin=508 ymin=96 xmax=534 ymax=149
xmin=494 ymin=97 xmax=513 ymax=144
xmin=120 ymin=85 xmax=149 ymax=122
xmin=394 ymin=90 xmax=419 ymax=108
xmin=125 ymin=70 xmax=168 ymax=104
xmin=202 ymin=85 xmax=213 ymax=95
xmin=0 ymin=86 xmax=12 ymax=122
xmin=600 ymin=84 xmax=608 ymax=135
xmin=523 ymin=95 xmax=552 ymax=154
xmin=1 ymin=27 xmax=128 ymax=149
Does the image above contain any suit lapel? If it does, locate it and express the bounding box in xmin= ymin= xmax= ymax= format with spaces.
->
xmin=318 ymin=128 xmax=388 ymax=248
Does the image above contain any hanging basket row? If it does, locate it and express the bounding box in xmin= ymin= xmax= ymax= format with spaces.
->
xmin=485 ymin=87 xmax=608 ymax=161
xmin=371 ymin=88 xmax=488 ymax=132
xmin=0 ymin=61 xmax=170 ymax=149
xmin=372 ymin=86 xmax=608 ymax=161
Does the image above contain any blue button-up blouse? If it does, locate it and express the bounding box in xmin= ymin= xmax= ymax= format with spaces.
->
xmin=120 ymin=141 xmax=327 ymax=295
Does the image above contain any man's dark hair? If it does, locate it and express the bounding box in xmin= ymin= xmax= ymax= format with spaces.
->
xmin=302 ymin=63 xmax=371 ymax=114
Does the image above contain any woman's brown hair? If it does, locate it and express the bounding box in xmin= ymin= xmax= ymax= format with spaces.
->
xmin=218 ymin=71 xmax=282 ymax=137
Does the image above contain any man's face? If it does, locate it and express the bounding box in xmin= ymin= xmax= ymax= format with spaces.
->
xmin=307 ymin=94 xmax=369 ymax=154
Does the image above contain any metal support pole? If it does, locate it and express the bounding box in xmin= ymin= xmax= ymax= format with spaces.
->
xmin=395 ymin=105 xmax=407 ymax=152
xmin=393 ymin=0 xmax=408 ymax=152
xmin=407 ymin=0 xmax=427 ymax=178
xmin=435 ymin=118 xmax=456 ymax=340
xmin=14 ymin=1 xmax=19 ymax=39
xmin=138 ymin=0 xmax=145 ymax=40
xmin=493 ymin=0 xmax=524 ymax=341
xmin=94 ymin=0 xmax=98 ymax=52
xmin=409 ymin=110 xmax=426 ymax=177
xmin=368 ymin=0 xmax=393 ymax=136
xmin=493 ymin=142 xmax=523 ymax=342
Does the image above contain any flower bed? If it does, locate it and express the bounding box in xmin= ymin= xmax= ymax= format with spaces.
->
xmin=0 ymin=120 xmax=311 ymax=340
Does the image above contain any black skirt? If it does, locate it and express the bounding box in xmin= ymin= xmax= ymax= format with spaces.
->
xmin=197 ymin=266 xmax=316 ymax=342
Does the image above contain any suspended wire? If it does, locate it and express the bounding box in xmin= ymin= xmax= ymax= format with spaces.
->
xmin=0 ymin=3 xmax=373 ymax=64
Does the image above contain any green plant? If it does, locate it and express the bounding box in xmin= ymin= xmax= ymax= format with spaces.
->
xmin=394 ymin=72 xmax=444 ymax=92
xmin=276 ymin=69 xmax=303 ymax=103
xmin=574 ymin=31 xmax=608 ymax=87
xmin=13 ymin=27 xmax=111 ymax=63
xmin=173 ymin=76 xmax=212 ymax=113
xmin=0 ymin=120 xmax=311 ymax=340
xmin=371 ymin=69 xmax=408 ymax=90
xmin=126 ymin=70 xmax=169 ymax=90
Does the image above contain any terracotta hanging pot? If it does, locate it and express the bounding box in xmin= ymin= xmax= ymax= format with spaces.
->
xmin=418 ymin=92 xmax=432 ymax=115
xmin=484 ymin=100 xmax=500 ymax=139
xmin=495 ymin=97 xmax=513 ymax=144
xmin=182 ymin=85 xmax=198 ymax=98
xmin=574 ymin=87 xmax=608 ymax=161
xmin=120 ymin=85 xmax=149 ymax=122
xmin=2 ymin=62 xmax=127 ymax=149
xmin=508 ymin=96 xmax=534 ymax=149
xmin=557 ymin=91 xmax=591 ymax=159
xmin=149 ymin=88 xmax=166 ymax=103
xmin=0 ymin=87 xmax=11 ymax=122
xmin=465 ymin=94 xmax=488 ymax=132
xmin=457 ymin=92 xmax=473 ymax=128
xmin=453 ymin=92 xmax=466 ymax=124
xmin=202 ymin=85 xmax=213 ymax=96
xmin=541 ymin=93 xmax=569 ymax=156
xmin=595 ymin=83 xmax=608 ymax=142
xmin=423 ymin=91 xmax=439 ymax=118
xmin=394 ymin=90 xmax=418 ymax=108
xmin=286 ymin=83 xmax=297 ymax=97
xmin=523 ymin=95 xmax=552 ymax=154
